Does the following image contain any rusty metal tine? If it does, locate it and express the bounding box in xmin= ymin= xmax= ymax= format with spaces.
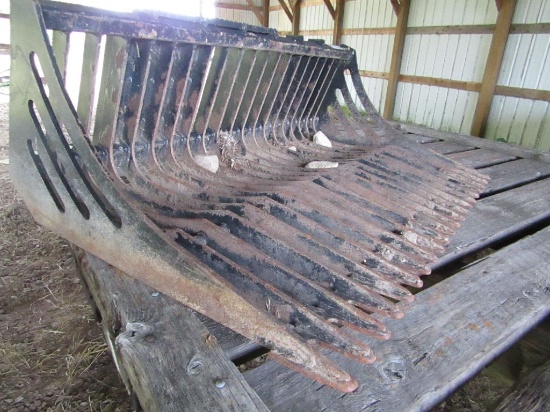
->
xmin=359 ymin=149 xmax=484 ymax=204
xmin=308 ymin=60 xmax=341 ymax=131
xmin=197 ymin=48 xmax=233 ymax=149
xmin=250 ymin=54 xmax=288 ymax=145
xmin=258 ymin=198 xmax=426 ymax=288
xmin=268 ymin=190 xmax=432 ymax=273
xmin=170 ymin=228 xmax=376 ymax=365
xmin=210 ymin=48 xmax=246 ymax=138
xmin=279 ymin=56 xmax=316 ymax=141
xmin=294 ymin=58 xmax=329 ymax=139
xmin=178 ymin=218 xmax=392 ymax=335
xmin=268 ymin=55 xmax=304 ymax=144
xmin=151 ymin=44 xmax=178 ymax=161
xmin=185 ymin=46 xmax=217 ymax=154
xmin=353 ymin=167 xmax=470 ymax=223
xmin=228 ymin=51 xmax=258 ymax=134
xmin=315 ymin=176 xmax=456 ymax=239
xmin=359 ymin=154 xmax=479 ymax=211
xmin=232 ymin=205 xmax=418 ymax=300
xmin=310 ymin=177 xmax=451 ymax=247
xmin=169 ymin=45 xmax=200 ymax=161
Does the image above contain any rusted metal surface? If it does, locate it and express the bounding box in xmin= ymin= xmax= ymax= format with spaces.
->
xmin=10 ymin=0 xmax=487 ymax=392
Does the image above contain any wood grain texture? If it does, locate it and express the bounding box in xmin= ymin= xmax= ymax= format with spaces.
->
xmin=480 ymin=159 xmax=550 ymax=196
xmin=471 ymin=0 xmax=517 ymax=137
xmin=383 ymin=0 xmax=410 ymax=120
xmin=73 ymin=249 xmax=269 ymax=412
xmin=495 ymin=360 xmax=550 ymax=412
xmin=244 ymin=226 xmax=550 ymax=411
xmin=436 ymin=178 xmax=550 ymax=267
xmin=447 ymin=148 xmax=517 ymax=168
xmin=424 ymin=140 xmax=475 ymax=155
xmin=394 ymin=122 xmax=550 ymax=163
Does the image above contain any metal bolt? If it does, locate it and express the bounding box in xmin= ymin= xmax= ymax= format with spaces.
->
xmin=215 ymin=379 xmax=226 ymax=389
xmin=151 ymin=291 xmax=159 ymax=297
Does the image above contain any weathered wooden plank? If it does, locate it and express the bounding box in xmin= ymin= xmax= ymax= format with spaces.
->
xmin=424 ymin=140 xmax=475 ymax=155
xmin=480 ymin=158 xmax=550 ymax=196
xmin=73 ymin=248 xmax=269 ymax=412
xmin=245 ymin=226 xmax=550 ymax=412
xmin=436 ymin=178 xmax=550 ymax=267
xmin=200 ymin=316 xmax=262 ymax=361
xmin=495 ymin=360 xmax=550 ymax=412
xmin=394 ymin=122 xmax=550 ymax=163
xmin=447 ymin=148 xmax=517 ymax=168
xmin=401 ymin=132 xmax=441 ymax=144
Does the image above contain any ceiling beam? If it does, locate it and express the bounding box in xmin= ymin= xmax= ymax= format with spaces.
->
xmin=390 ymin=0 xmax=400 ymax=15
xmin=246 ymin=0 xmax=263 ymax=24
xmin=278 ymin=0 xmax=293 ymax=22
xmin=322 ymin=0 xmax=336 ymax=19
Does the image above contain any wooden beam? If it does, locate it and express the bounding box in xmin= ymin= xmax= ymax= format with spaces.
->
xmin=495 ymin=0 xmax=503 ymax=11
xmin=278 ymin=0 xmax=293 ymax=22
xmin=262 ymin=0 xmax=270 ymax=27
xmin=383 ymin=0 xmax=410 ymax=120
xmin=332 ymin=0 xmax=345 ymax=44
xmin=390 ymin=0 xmax=400 ymax=15
xmin=292 ymin=0 xmax=301 ymax=35
xmin=471 ymin=0 xmax=517 ymax=137
xmin=322 ymin=0 xmax=336 ymax=19
xmin=399 ymin=74 xmax=482 ymax=92
xmin=407 ymin=24 xmax=495 ymax=35
xmin=495 ymin=85 xmax=550 ymax=102
xmin=246 ymin=0 xmax=263 ymax=24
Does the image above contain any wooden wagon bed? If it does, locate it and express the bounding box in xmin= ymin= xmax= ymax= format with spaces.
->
xmin=75 ymin=125 xmax=550 ymax=412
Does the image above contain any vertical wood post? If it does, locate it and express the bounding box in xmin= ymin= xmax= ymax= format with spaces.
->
xmin=470 ymin=0 xmax=517 ymax=137
xmin=383 ymin=0 xmax=410 ymax=120
xmin=262 ymin=0 xmax=270 ymax=27
xmin=333 ymin=0 xmax=345 ymax=45
xmin=292 ymin=0 xmax=301 ymax=35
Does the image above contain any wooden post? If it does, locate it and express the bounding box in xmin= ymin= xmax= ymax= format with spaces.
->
xmin=333 ymin=0 xmax=345 ymax=45
xmin=262 ymin=0 xmax=270 ymax=27
xmin=470 ymin=0 xmax=517 ymax=137
xmin=383 ymin=0 xmax=410 ymax=120
xmin=292 ymin=0 xmax=301 ymax=35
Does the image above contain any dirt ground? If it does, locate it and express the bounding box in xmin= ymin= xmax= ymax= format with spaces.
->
xmin=0 ymin=91 xmax=541 ymax=411
xmin=0 ymin=96 xmax=130 ymax=410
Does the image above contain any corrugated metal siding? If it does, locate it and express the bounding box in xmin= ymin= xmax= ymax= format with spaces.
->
xmin=394 ymin=0 xmax=495 ymax=133
xmin=485 ymin=0 xmax=550 ymax=150
xmin=342 ymin=0 xmax=394 ymax=112
xmin=233 ymin=0 xmax=550 ymax=151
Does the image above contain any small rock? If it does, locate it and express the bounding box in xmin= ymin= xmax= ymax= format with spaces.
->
xmin=305 ymin=161 xmax=339 ymax=169
xmin=194 ymin=154 xmax=219 ymax=173
xmin=313 ymin=131 xmax=332 ymax=148
xmin=13 ymin=396 xmax=23 ymax=404
xmin=287 ymin=145 xmax=297 ymax=152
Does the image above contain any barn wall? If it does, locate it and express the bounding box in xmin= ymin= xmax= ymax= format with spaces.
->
xmin=220 ymin=0 xmax=550 ymax=151
xmin=485 ymin=0 xmax=550 ymax=149
xmin=215 ymin=0 xmax=263 ymax=25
